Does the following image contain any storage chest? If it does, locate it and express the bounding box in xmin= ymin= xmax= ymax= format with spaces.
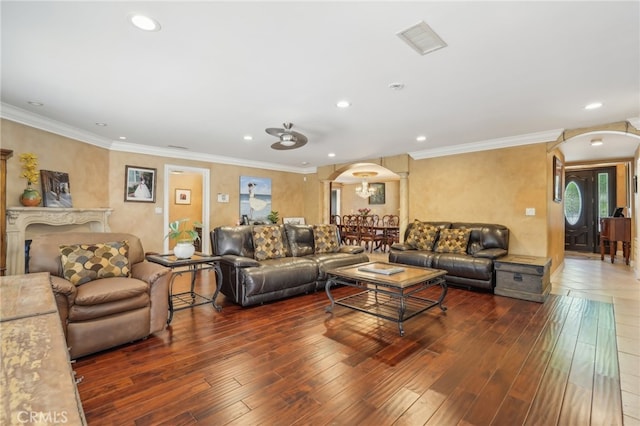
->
xmin=494 ymin=255 xmax=551 ymax=302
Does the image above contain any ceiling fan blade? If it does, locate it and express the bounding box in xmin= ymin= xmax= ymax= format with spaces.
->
xmin=271 ymin=138 xmax=308 ymax=150
xmin=265 ymin=127 xmax=285 ymax=137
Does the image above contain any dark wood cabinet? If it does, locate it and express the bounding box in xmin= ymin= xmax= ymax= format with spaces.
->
xmin=1 ymin=149 xmax=13 ymax=276
xmin=599 ymin=217 xmax=631 ymax=264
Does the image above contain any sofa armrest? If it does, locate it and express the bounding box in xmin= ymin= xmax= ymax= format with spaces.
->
xmin=221 ymin=254 xmax=261 ymax=268
xmin=473 ymin=248 xmax=508 ymax=260
xmin=339 ymin=245 xmax=365 ymax=254
xmin=390 ymin=243 xmax=414 ymax=251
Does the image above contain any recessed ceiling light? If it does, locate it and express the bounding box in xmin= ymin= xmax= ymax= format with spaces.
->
xmin=328 ymin=153 xmax=336 ymax=158
xmin=95 ymin=122 xmax=107 ymax=127
xmin=416 ymin=135 xmax=427 ymax=142
xmin=585 ymin=102 xmax=603 ymax=110
xmin=243 ymin=135 xmax=253 ymax=141
xmin=27 ymin=101 xmax=43 ymax=107
xmin=389 ymin=82 xmax=405 ymax=90
xmin=336 ymin=100 xmax=351 ymax=108
xmin=119 ymin=136 xmax=127 ymax=140
xmin=301 ymin=161 xmax=309 ymax=166
xmin=590 ymin=138 xmax=603 ymax=146
xmin=130 ymin=14 xmax=161 ymax=31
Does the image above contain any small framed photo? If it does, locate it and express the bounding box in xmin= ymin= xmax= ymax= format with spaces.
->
xmin=40 ymin=170 xmax=73 ymax=207
xmin=553 ymin=156 xmax=563 ymax=203
xmin=175 ymin=189 xmax=191 ymax=205
xmin=125 ymin=166 xmax=156 ymax=203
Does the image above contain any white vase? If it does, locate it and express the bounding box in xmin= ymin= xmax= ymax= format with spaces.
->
xmin=173 ymin=241 xmax=195 ymax=259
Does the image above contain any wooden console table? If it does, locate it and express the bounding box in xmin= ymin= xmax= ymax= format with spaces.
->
xmin=600 ymin=217 xmax=631 ymax=265
xmin=0 ymin=273 xmax=87 ymax=425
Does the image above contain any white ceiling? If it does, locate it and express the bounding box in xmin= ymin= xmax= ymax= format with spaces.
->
xmin=2 ymin=1 xmax=639 ymax=174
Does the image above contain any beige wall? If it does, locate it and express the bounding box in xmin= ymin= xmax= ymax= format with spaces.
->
xmin=2 ymin=120 xmax=110 ymax=208
xmin=409 ymin=143 xmax=551 ymax=261
xmin=2 ymin=119 xmax=307 ymax=254
xmin=547 ymin=147 xmax=565 ymax=272
xmin=9 ymin=118 xmax=631 ymax=275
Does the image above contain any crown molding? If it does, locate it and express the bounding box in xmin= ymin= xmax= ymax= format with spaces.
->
xmin=409 ymin=128 xmax=564 ymax=160
xmin=1 ymin=102 xmax=114 ymax=150
xmin=109 ymin=141 xmax=315 ymax=174
xmin=1 ymin=102 xmax=316 ymax=175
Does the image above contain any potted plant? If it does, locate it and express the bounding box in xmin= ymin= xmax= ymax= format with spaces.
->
xmin=267 ymin=210 xmax=279 ymax=224
xmin=165 ymin=218 xmax=202 ymax=259
xmin=19 ymin=152 xmax=42 ymax=206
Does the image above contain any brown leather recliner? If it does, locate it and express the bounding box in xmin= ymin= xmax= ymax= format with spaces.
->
xmin=28 ymin=232 xmax=170 ymax=359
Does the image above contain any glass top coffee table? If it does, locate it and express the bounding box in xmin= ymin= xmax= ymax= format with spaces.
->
xmin=325 ymin=262 xmax=448 ymax=336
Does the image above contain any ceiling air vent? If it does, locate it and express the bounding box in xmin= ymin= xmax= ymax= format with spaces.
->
xmin=397 ymin=21 xmax=447 ymax=56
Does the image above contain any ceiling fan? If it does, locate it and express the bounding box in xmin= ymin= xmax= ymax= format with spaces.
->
xmin=265 ymin=122 xmax=308 ymax=150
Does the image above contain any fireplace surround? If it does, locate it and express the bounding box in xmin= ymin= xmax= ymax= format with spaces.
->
xmin=5 ymin=207 xmax=112 ymax=276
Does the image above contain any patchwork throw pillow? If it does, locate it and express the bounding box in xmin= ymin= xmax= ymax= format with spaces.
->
xmin=406 ymin=221 xmax=440 ymax=251
xmin=60 ymin=241 xmax=130 ymax=286
xmin=312 ymin=224 xmax=340 ymax=254
xmin=252 ymin=225 xmax=286 ymax=261
xmin=434 ymin=228 xmax=471 ymax=254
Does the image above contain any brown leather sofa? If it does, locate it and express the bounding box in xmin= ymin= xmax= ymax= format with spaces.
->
xmin=212 ymin=223 xmax=369 ymax=306
xmin=389 ymin=221 xmax=509 ymax=290
xmin=28 ymin=232 xmax=170 ymax=359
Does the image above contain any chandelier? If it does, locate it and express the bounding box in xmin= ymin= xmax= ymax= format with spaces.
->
xmin=353 ymin=172 xmax=378 ymax=198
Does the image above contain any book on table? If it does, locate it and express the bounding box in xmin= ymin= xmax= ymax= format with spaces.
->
xmin=358 ymin=264 xmax=405 ymax=275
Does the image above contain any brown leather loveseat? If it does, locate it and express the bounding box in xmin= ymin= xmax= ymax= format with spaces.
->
xmin=28 ymin=232 xmax=170 ymax=359
xmin=389 ymin=221 xmax=509 ymax=291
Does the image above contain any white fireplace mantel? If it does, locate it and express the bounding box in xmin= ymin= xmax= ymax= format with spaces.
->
xmin=5 ymin=207 xmax=112 ymax=276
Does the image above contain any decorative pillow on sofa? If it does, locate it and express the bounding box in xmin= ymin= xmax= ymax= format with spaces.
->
xmin=406 ymin=221 xmax=440 ymax=251
xmin=312 ymin=224 xmax=340 ymax=254
xmin=434 ymin=228 xmax=471 ymax=254
xmin=60 ymin=241 xmax=130 ymax=286
xmin=252 ymin=225 xmax=286 ymax=261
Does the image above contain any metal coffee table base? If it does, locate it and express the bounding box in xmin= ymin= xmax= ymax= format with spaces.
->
xmin=325 ymin=277 xmax=447 ymax=336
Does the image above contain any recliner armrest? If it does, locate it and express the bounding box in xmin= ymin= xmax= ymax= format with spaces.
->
xmin=472 ymin=248 xmax=508 ymax=260
xmin=50 ymin=275 xmax=77 ymax=305
xmin=221 ymin=254 xmax=261 ymax=268
xmin=131 ymin=261 xmax=171 ymax=286
xmin=339 ymin=245 xmax=365 ymax=254
xmin=390 ymin=243 xmax=414 ymax=251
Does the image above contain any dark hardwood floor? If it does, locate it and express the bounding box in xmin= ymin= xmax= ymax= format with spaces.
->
xmin=74 ymin=271 xmax=623 ymax=425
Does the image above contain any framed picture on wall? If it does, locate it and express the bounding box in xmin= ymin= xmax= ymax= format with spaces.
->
xmin=40 ymin=170 xmax=73 ymax=207
xmin=553 ymin=156 xmax=563 ymax=203
xmin=125 ymin=165 xmax=156 ymax=203
xmin=368 ymin=183 xmax=386 ymax=205
xmin=175 ymin=189 xmax=191 ymax=205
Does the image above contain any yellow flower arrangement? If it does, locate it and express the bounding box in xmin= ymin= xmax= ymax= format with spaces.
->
xmin=19 ymin=153 xmax=40 ymax=184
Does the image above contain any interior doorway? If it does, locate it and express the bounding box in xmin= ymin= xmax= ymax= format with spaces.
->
xmin=564 ymin=166 xmax=617 ymax=252
xmin=164 ymin=165 xmax=210 ymax=254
